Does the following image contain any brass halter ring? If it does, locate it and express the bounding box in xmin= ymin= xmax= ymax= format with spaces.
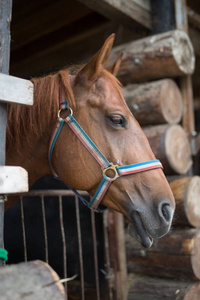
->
xmin=102 ymin=162 xmax=119 ymax=181
xmin=58 ymin=107 xmax=73 ymax=119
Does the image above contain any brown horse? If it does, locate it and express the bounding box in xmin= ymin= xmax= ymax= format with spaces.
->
xmin=6 ymin=34 xmax=175 ymax=248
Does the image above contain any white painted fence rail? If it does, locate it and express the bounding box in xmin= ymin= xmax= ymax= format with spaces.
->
xmin=0 ymin=166 xmax=28 ymax=194
xmin=0 ymin=73 xmax=33 ymax=105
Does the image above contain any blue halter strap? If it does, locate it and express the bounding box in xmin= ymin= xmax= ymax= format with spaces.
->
xmin=49 ymin=87 xmax=163 ymax=213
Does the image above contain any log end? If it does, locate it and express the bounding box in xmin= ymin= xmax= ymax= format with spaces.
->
xmin=185 ymin=176 xmax=200 ymax=227
xmin=166 ymin=125 xmax=192 ymax=174
xmin=161 ymin=79 xmax=183 ymax=124
xmin=173 ymin=30 xmax=195 ymax=75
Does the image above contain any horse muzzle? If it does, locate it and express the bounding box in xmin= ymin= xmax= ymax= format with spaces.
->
xmin=128 ymin=199 xmax=174 ymax=248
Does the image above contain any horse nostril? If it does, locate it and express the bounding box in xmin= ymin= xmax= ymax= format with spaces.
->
xmin=161 ymin=203 xmax=172 ymax=222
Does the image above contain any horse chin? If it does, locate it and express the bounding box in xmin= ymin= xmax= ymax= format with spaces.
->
xmin=128 ymin=221 xmax=153 ymax=249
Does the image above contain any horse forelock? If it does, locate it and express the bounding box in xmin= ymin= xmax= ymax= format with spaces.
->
xmin=6 ymin=68 xmax=75 ymax=153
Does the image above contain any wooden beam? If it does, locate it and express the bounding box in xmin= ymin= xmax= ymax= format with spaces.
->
xmin=187 ymin=6 xmax=200 ymax=31
xmin=11 ymin=0 xmax=92 ymax=51
xmin=0 ymin=73 xmax=33 ymax=105
xmin=78 ymin=0 xmax=152 ymax=29
xmin=0 ymin=0 xmax=12 ymax=267
xmin=0 ymin=166 xmax=28 ymax=194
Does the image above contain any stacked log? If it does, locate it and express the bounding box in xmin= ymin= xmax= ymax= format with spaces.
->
xmin=169 ymin=176 xmax=200 ymax=227
xmin=128 ymin=276 xmax=200 ymax=300
xmin=124 ymin=79 xmax=183 ymax=125
xmin=111 ymin=29 xmax=200 ymax=299
xmin=109 ymin=29 xmax=195 ymax=84
xmin=0 ymin=260 xmax=66 ymax=299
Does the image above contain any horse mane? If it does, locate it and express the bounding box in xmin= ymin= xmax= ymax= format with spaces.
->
xmin=6 ymin=66 xmax=123 ymax=153
xmin=6 ymin=68 xmax=75 ymax=152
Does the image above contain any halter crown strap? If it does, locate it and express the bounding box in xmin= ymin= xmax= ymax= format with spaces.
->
xmin=49 ymin=87 xmax=163 ymax=213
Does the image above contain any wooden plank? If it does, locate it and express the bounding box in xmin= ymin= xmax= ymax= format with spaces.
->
xmin=174 ymin=0 xmax=196 ymax=142
xmin=0 ymin=0 xmax=12 ymax=267
xmin=0 ymin=260 xmax=66 ymax=299
xmin=0 ymin=73 xmax=33 ymax=105
xmin=0 ymin=166 xmax=28 ymax=194
xmin=78 ymin=0 xmax=152 ymax=29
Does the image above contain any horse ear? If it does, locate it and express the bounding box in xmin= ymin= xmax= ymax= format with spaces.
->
xmin=76 ymin=33 xmax=115 ymax=82
xmin=107 ymin=53 xmax=123 ymax=76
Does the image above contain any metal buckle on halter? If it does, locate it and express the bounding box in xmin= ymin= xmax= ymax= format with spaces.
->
xmin=102 ymin=163 xmax=119 ymax=181
xmin=58 ymin=107 xmax=73 ymax=119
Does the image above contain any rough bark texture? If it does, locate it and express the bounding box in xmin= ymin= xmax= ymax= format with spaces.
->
xmin=128 ymin=276 xmax=200 ymax=300
xmin=109 ymin=29 xmax=195 ymax=84
xmin=0 ymin=260 xmax=65 ymax=300
xmin=143 ymin=124 xmax=192 ymax=175
xmin=126 ymin=228 xmax=200 ymax=281
xmin=124 ymin=79 xmax=183 ymax=125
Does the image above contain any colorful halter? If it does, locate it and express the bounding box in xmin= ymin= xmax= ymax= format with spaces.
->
xmin=49 ymin=87 xmax=163 ymax=213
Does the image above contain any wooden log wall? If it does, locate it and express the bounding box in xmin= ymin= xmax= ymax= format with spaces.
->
xmin=113 ymin=25 xmax=200 ymax=299
xmin=116 ymin=29 xmax=194 ymax=176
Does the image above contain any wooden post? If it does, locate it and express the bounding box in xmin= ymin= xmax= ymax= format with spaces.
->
xmin=124 ymin=79 xmax=183 ymax=125
xmin=103 ymin=210 xmax=127 ymax=300
xmin=175 ymin=0 xmax=197 ymax=154
xmin=0 ymin=0 xmax=12 ymax=267
xmin=150 ymin=0 xmax=175 ymax=33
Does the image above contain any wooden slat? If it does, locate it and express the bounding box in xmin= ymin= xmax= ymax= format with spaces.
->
xmin=0 ymin=166 xmax=28 ymax=194
xmin=78 ymin=0 xmax=152 ymax=29
xmin=0 ymin=73 xmax=33 ymax=105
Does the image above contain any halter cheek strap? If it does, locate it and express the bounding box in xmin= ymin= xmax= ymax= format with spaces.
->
xmin=49 ymin=89 xmax=163 ymax=213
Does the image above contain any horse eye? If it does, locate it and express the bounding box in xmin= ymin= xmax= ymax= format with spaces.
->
xmin=108 ymin=115 xmax=125 ymax=127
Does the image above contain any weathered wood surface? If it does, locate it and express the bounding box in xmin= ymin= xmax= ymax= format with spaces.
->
xmin=124 ymin=79 xmax=183 ymax=125
xmin=78 ymin=0 xmax=152 ymax=29
xmin=0 ymin=166 xmax=28 ymax=194
xmin=126 ymin=228 xmax=200 ymax=280
xmin=170 ymin=176 xmax=200 ymax=227
xmin=109 ymin=30 xmax=195 ymax=84
xmin=0 ymin=260 xmax=65 ymax=299
xmin=103 ymin=210 xmax=127 ymax=300
xmin=0 ymin=73 xmax=33 ymax=105
xmin=128 ymin=276 xmax=200 ymax=300
xmin=0 ymin=0 xmax=13 ymax=267
xmin=143 ymin=124 xmax=192 ymax=175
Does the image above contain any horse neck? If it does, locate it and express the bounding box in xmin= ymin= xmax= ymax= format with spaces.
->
xmin=6 ymin=74 xmax=60 ymax=186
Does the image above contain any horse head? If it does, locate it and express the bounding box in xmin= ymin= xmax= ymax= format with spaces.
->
xmin=50 ymin=34 xmax=175 ymax=248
